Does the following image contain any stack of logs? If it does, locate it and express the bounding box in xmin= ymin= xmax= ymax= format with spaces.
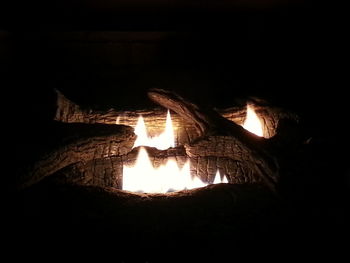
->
xmin=19 ymin=89 xmax=298 ymax=193
xmin=13 ymin=89 xmax=303 ymax=255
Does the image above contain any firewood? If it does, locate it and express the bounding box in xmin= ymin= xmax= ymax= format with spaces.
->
xmin=19 ymin=89 xmax=299 ymax=193
xmin=54 ymin=89 xmax=298 ymax=142
xmin=17 ymin=123 xmax=136 ymax=189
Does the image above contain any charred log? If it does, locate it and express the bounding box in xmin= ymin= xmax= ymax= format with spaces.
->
xmin=19 ymin=88 xmax=301 ymax=193
xmin=17 ymin=123 xmax=136 ymax=189
xmin=54 ymin=89 xmax=298 ymax=141
xmin=148 ymin=89 xmax=279 ymax=190
xmin=51 ymin=144 xmax=266 ymax=189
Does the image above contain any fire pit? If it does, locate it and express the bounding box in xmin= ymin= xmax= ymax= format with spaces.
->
xmin=5 ymin=0 xmax=345 ymax=258
xmin=13 ymin=87 xmax=339 ymax=260
xmin=18 ymin=88 xmax=298 ymax=194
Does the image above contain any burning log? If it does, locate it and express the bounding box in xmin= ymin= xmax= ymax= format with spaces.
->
xmin=52 ymin=143 xmax=265 ymax=190
xmin=148 ymin=88 xmax=279 ymax=190
xmin=18 ymin=88 xmax=300 ymax=195
xmin=13 ymin=88 xmax=306 ymax=257
xmin=14 ymin=88 xmax=298 ymax=194
xmin=54 ymin=89 xmax=297 ymax=142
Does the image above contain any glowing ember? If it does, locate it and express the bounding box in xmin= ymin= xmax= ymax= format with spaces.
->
xmin=133 ymin=110 xmax=175 ymax=150
xmin=243 ymin=104 xmax=263 ymax=137
xmin=122 ymin=110 xmax=228 ymax=193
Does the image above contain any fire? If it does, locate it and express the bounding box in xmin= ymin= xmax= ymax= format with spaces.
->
xmin=242 ymin=104 xmax=263 ymax=137
xmin=213 ymin=170 xmax=228 ymax=184
xmin=123 ymin=147 xmax=207 ymax=193
xmin=133 ymin=110 xmax=175 ymax=150
xmin=122 ymin=110 xmax=228 ymax=193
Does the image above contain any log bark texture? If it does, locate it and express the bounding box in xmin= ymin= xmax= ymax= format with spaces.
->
xmin=148 ymin=89 xmax=279 ymax=190
xmin=54 ymin=89 xmax=298 ymax=143
xmin=17 ymin=123 xmax=136 ymax=189
xmin=52 ymin=144 xmax=266 ymax=189
xmin=48 ymin=89 xmax=292 ymax=192
xmin=12 ymin=88 xmax=306 ymax=260
xmin=19 ymin=89 xmax=299 ymax=193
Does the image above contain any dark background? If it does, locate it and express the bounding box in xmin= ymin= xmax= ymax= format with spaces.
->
xmin=2 ymin=1 xmax=341 ymax=120
xmin=2 ymin=0 xmax=347 ymax=261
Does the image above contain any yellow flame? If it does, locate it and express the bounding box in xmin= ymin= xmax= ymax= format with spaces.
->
xmin=115 ymin=116 xmax=121 ymax=125
xmin=122 ymin=110 xmax=229 ymax=193
xmin=243 ymin=104 xmax=263 ymax=137
xmin=133 ymin=110 xmax=175 ymax=150
xmin=123 ymin=147 xmax=207 ymax=193
xmin=213 ymin=170 xmax=228 ymax=184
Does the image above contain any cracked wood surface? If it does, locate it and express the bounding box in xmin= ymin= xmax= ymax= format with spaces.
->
xmin=19 ymin=89 xmax=299 ymax=192
xmin=54 ymin=89 xmax=298 ymax=142
xmin=148 ymin=89 xmax=279 ymax=190
xmin=17 ymin=123 xmax=136 ymax=189
xmin=52 ymin=141 xmax=265 ymax=189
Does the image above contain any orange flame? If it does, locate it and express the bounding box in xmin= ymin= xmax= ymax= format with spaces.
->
xmin=123 ymin=147 xmax=207 ymax=193
xmin=213 ymin=170 xmax=228 ymax=184
xmin=242 ymin=104 xmax=263 ymax=137
xmin=133 ymin=110 xmax=175 ymax=150
xmin=122 ymin=110 xmax=228 ymax=193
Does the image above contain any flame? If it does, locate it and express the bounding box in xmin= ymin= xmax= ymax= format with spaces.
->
xmin=133 ymin=110 xmax=175 ymax=150
xmin=243 ymin=104 xmax=263 ymax=137
xmin=123 ymin=147 xmax=207 ymax=193
xmin=213 ymin=170 xmax=228 ymax=184
xmin=122 ymin=110 xmax=229 ymax=193
xmin=115 ymin=116 xmax=121 ymax=124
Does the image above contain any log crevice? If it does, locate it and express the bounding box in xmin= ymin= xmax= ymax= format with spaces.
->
xmin=54 ymin=89 xmax=298 ymax=142
xmin=19 ymin=89 xmax=300 ymax=194
xmin=17 ymin=123 xmax=136 ymax=189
